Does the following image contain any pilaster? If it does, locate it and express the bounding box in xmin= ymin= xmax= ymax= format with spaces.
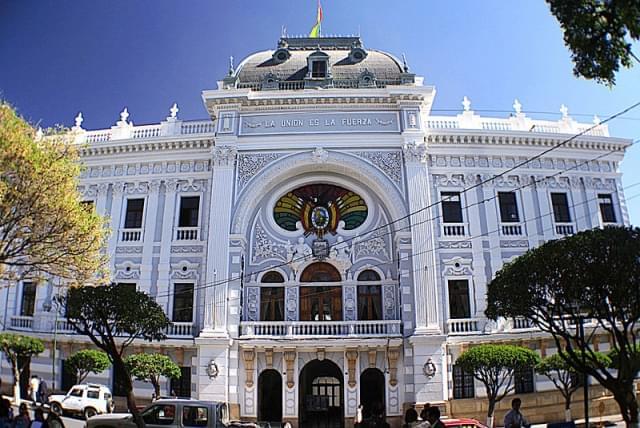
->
xmin=107 ymin=182 xmax=125 ymax=271
xmin=139 ymin=180 xmax=161 ymax=294
xmin=157 ymin=179 xmax=179 ymax=312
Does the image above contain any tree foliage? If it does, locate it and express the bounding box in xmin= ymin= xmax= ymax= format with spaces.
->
xmin=0 ymin=333 xmax=44 ymax=403
xmin=124 ymin=353 xmax=181 ymax=398
xmin=546 ymin=0 xmax=640 ymax=85
xmin=66 ymin=349 xmax=111 ymax=384
xmin=63 ymin=284 xmax=171 ymax=427
xmin=456 ymin=344 xmax=540 ymax=422
xmin=0 ymin=103 xmax=108 ymax=285
xmin=486 ymin=226 xmax=640 ymax=424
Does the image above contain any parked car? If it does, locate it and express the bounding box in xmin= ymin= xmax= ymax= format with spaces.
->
xmin=442 ymin=418 xmax=487 ymax=428
xmin=86 ymin=398 xmax=259 ymax=427
xmin=48 ymin=383 xmax=114 ymax=420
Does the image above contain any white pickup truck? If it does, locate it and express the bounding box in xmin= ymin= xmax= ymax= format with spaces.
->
xmin=48 ymin=383 xmax=114 ymax=419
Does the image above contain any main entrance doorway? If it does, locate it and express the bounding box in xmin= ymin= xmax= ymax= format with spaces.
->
xmin=258 ymin=369 xmax=282 ymax=425
xmin=299 ymin=359 xmax=344 ymax=428
xmin=360 ymin=368 xmax=385 ymax=418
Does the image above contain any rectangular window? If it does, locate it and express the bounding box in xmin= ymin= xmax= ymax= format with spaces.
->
xmin=498 ymin=192 xmax=520 ymax=223
xmin=448 ymin=279 xmax=471 ymax=319
xmin=452 ymin=364 xmax=475 ymax=399
xmin=551 ymin=193 xmax=571 ymax=223
xmin=260 ymin=287 xmax=284 ymax=321
xmin=441 ymin=192 xmax=463 ymax=223
xmin=300 ymin=286 xmax=342 ymax=321
xmin=172 ymin=283 xmax=194 ymax=322
xmin=598 ymin=194 xmax=616 ymax=223
xmin=124 ymin=198 xmax=145 ymax=228
xmin=514 ymin=366 xmax=535 ymax=393
xmin=312 ymin=60 xmax=327 ymax=78
xmin=20 ymin=282 xmax=36 ymax=316
xmin=357 ymin=285 xmax=382 ymax=321
xmin=178 ymin=196 xmax=200 ymax=227
xmin=183 ymin=405 xmax=208 ymax=427
xmin=170 ymin=366 xmax=191 ymax=398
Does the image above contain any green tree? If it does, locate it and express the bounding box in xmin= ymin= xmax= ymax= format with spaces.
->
xmin=486 ymin=226 xmax=640 ymax=425
xmin=65 ymin=349 xmax=111 ymax=384
xmin=124 ymin=353 xmax=181 ymax=399
xmin=536 ymin=351 xmax=610 ymax=421
xmin=0 ymin=103 xmax=108 ymax=286
xmin=63 ymin=284 xmax=171 ymax=428
xmin=455 ymin=344 xmax=540 ymax=427
xmin=546 ymin=0 xmax=640 ymax=85
xmin=0 ymin=333 xmax=44 ymax=404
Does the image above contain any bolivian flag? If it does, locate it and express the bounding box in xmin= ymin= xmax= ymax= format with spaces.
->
xmin=309 ymin=1 xmax=323 ymax=38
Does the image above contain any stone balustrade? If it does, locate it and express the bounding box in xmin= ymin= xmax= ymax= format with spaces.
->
xmin=10 ymin=315 xmax=34 ymax=331
xmin=240 ymin=320 xmax=402 ymax=338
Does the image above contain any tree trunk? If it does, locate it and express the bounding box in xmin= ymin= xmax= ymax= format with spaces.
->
xmin=112 ymin=356 xmax=144 ymax=428
xmin=151 ymin=378 xmax=160 ymax=400
xmin=487 ymin=399 xmax=496 ymax=428
xmin=12 ymin=364 xmax=21 ymax=405
xmin=565 ymin=394 xmax=572 ymax=422
xmin=612 ymin=388 xmax=639 ymax=427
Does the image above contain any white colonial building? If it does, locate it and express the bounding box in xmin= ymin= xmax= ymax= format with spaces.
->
xmin=0 ymin=36 xmax=631 ymax=427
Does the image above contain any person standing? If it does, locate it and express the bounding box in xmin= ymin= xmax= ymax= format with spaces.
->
xmin=425 ymin=407 xmax=444 ymax=428
xmin=12 ymin=403 xmax=31 ymax=428
xmin=28 ymin=376 xmax=40 ymax=405
xmin=37 ymin=379 xmax=48 ymax=406
xmin=503 ymin=398 xmax=530 ymax=428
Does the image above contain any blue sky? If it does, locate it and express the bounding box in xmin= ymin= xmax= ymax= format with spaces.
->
xmin=1 ymin=1 xmax=639 ymax=223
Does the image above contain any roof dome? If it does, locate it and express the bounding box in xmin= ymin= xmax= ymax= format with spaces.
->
xmin=226 ymin=36 xmax=413 ymax=90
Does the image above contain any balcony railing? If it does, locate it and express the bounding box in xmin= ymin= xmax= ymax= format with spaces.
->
xmin=500 ymin=223 xmax=524 ymax=236
xmin=441 ymin=223 xmax=467 ymax=237
xmin=447 ymin=318 xmax=481 ymax=335
xmin=10 ymin=315 xmax=33 ymax=331
xmin=240 ymin=320 xmax=402 ymax=338
xmin=56 ymin=319 xmax=76 ymax=333
xmin=166 ymin=322 xmax=195 ymax=338
xmin=511 ymin=317 xmax=536 ymax=330
xmin=120 ymin=228 xmax=143 ymax=242
xmin=555 ymin=223 xmax=575 ymax=236
xmin=175 ymin=227 xmax=199 ymax=241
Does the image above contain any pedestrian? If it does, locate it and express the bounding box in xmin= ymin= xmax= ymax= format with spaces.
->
xmin=403 ymin=407 xmax=419 ymax=428
xmin=0 ymin=398 xmax=12 ymax=428
xmin=44 ymin=407 xmax=65 ymax=428
xmin=503 ymin=398 xmax=530 ymax=428
xmin=28 ymin=376 xmax=40 ymax=405
xmin=28 ymin=408 xmax=45 ymax=428
xmin=12 ymin=403 xmax=31 ymax=428
xmin=417 ymin=403 xmax=431 ymax=427
xmin=36 ymin=380 xmax=48 ymax=406
xmin=425 ymin=407 xmax=444 ymax=428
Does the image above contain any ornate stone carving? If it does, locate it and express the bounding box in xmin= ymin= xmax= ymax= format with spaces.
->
xmin=242 ymin=349 xmax=256 ymax=388
xmin=346 ymin=349 xmax=358 ymax=388
xmin=353 ymin=230 xmax=389 ymax=261
xmin=97 ymin=183 xmax=109 ymax=195
xmin=125 ymin=181 xmax=150 ymax=194
xmin=432 ymin=174 xmax=465 ymax=188
xmin=353 ymin=151 xmax=402 ymax=186
xmin=237 ymin=153 xmax=281 ymax=189
xmin=383 ymin=284 xmax=396 ymax=320
xmin=311 ymin=147 xmax=329 ymax=163
xmin=170 ymin=260 xmax=200 ymax=280
xmin=212 ymin=145 xmax=237 ymax=167
xmin=387 ymin=348 xmax=400 ymax=386
xmin=171 ymin=245 xmax=204 ymax=253
xmin=329 ymin=236 xmax=353 ymax=276
xmin=114 ymin=261 xmax=140 ymax=280
xmin=284 ymin=350 xmax=296 ymax=388
xmin=368 ymin=349 xmax=377 ymax=368
xmin=246 ymin=287 xmax=259 ymax=321
xmin=583 ymin=177 xmax=616 ymax=190
xmin=403 ymin=141 xmax=428 ymax=163
xmin=112 ymin=182 xmax=126 ymax=195
xmin=178 ymin=178 xmax=207 ymax=192
xmin=439 ymin=241 xmax=472 ymax=249
xmin=78 ymin=185 xmax=97 ymax=198
xmin=252 ymin=223 xmax=287 ymax=263
xmin=265 ymin=348 xmax=274 ymax=369
xmin=442 ymin=256 xmax=473 ymax=276
xmin=500 ymin=240 xmax=529 ymax=248
xmin=285 ymin=287 xmax=298 ymax=321
xmin=115 ymin=246 xmax=142 ymax=254
xmin=343 ymin=285 xmax=356 ymax=321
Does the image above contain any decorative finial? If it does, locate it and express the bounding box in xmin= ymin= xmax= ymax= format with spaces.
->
xmin=593 ymin=115 xmax=601 ymax=125
xmin=120 ymin=107 xmax=129 ymax=123
xmin=228 ymin=56 xmax=234 ymax=76
xmin=402 ymin=53 xmax=409 ymax=73
xmin=74 ymin=112 xmax=84 ymax=128
xmin=36 ymin=127 xmax=44 ymax=140
xmin=462 ymin=96 xmax=471 ymax=112
xmin=169 ymin=103 xmax=179 ymax=119
xmin=513 ymin=99 xmax=522 ymax=114
xmin=560 ymin=104 xmax=569 ymax=119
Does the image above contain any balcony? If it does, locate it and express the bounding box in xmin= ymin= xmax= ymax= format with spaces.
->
xmin=10 ymin=315 xmax=33 ymax=331
xmin=55 ymin=318 xmax=76 ymax=334
xmin=175 ymin=227 xmax=199 ymax=241
xmin=120 ymin=228 xmax=143 ymax=242
xmin=441 ymin=223 xmax=467 ymax=237
xmin=240 ymin=320 xmax=402 ymax=338
xmin=510 ymin=317 xmax=536 ymax=330
xmin=166 ymin=322 xmax=195 ymax=338
xmin=447 ymin=318 xmax=481 ymax=335
xmin=500 ymin=223 xmax=524 ymax=236
xmin=555 ymin=223 xmax=575 ymax=236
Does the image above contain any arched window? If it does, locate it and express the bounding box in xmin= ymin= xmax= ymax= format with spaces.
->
xmin=357 ymin=270 xmax=382 ymax=321
xmin=300 ymin=263 xmax=342 ymax=321
xmin=261 ymin=271 xmax=285 ymax=321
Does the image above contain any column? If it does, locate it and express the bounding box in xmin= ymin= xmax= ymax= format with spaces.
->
xmin=139 ymin=180 xmax=161 ymax=295
xmin=464 ymin=182 xmax=488 ymax=317
xmin=107 ymin=182 xmax=125 ymax=272
xmin=203 ymin=145 xmax=237 ymax=335
xmin=581 ymin=177 xmax=601 ymax=229
xmin=95 ymin=183 xmax=109 ymax=217
xmin=157 ymin=179 xmax=179 ymax=312
xmin=403 ymin=141 xmax=440 ymax=333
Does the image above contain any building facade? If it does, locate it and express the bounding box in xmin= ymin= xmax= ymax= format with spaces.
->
xmin=0 ymin=36 xmax=632 ymax=427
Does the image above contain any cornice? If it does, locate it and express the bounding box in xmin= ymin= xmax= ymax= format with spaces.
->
xmin=80 ymin=136 xmax=214 ymax=158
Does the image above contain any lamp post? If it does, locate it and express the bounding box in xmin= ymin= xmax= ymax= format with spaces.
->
xmin=578 ymin=316 xmax=589 ymax=428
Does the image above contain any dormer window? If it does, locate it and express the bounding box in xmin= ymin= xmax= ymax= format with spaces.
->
xmin=312 ymin=60 xmax=327 ymax=78
xmin=272 ymin=48 xmax=290 ymax=64
xmin=349 ymin=47 xmax=367 ymax=63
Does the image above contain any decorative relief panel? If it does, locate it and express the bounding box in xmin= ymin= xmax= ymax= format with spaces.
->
xmin=343 ymin=285 xmax=357 ymax=321
xmin=237 ymin=152 xmax=282 ymax=189
xmin=353 ymin=151 xmax=402 ymax=187
xmin=114 ymin=261 xmax=140 ymax=280
xmin=352 ymin=229 xmax=389 ymax=262
xmin=285 ymin=287 xmax=298 ymax=321
xmin=171 ymin=245 xmax=204 ymax=254
xmin=383 ymin=284 xmax=396 ymax=320
xmin=251 ymin=222 xmax=288 ymax=264
xmin=170 ymin=260 xmax=200 ymax=280
xmin=246 ymin=287 xmax=259 ymax=321
xmin=442 ymin=256 xmax=473 ymax=276
xmin=115 ymin=246 xmax=143 ymax=254
xmin=439 ymin=241 xmax=472 ymax=249
xmin=500 ymin=240 xmax=529 ymax=248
